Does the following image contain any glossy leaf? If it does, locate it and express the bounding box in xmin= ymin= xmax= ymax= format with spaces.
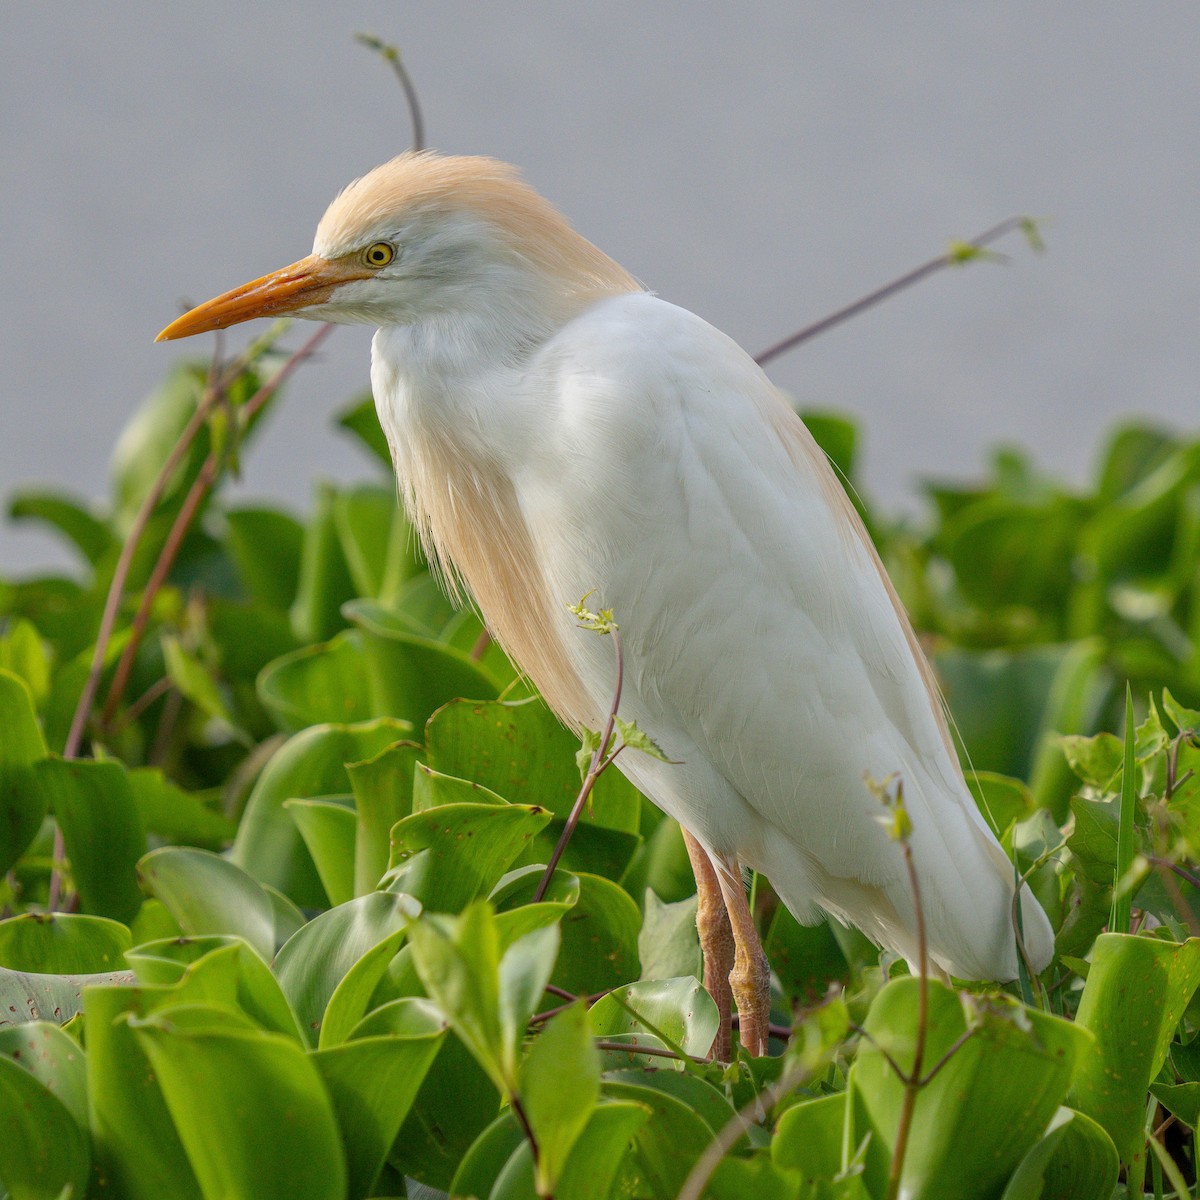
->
xmin=348 ymin=740 xmax=422 ymax=896
xmin=590 ymin=976 xmax=719 ymax=1061
xmin=225 ymin=505 xmax=305 ymax=612
xmin=285 ymin=796 xmax=358 ymax=907
xmin=127 ymin=767 xmax=237 ymax=848
xmin=0 ymin=912 xmax=130 ymax=973
xmin=1000 ymin=1106 xmax=1119 ymax=1200
xmin=258 ymin=630 xmax=374 ymax=732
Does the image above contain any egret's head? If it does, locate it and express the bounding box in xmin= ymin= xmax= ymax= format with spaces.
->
xmin=156 ymin=152 xmax=639 ymax=342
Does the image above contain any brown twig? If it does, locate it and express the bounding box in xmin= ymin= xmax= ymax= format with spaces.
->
xmin=355 ymin=34 xmax=426 ymax=153
xmin=592 ymin=1040 xmax=704 ymax=1064
xmin=753 ymin=216 xmax=1040 ymax=367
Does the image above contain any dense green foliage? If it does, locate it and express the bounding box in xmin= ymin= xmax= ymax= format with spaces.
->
xmin=1 ymin=332 xmax=1199 ymax=1198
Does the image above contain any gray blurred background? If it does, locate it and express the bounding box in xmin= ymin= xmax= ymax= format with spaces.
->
xmin=2 ymin=4 xmax=1196 ymax=570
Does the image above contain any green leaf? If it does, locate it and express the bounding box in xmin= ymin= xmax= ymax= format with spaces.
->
xmin=425 ymin=697 xmax=641 ymax=833
xmin=774 ymin=1091 xmax=875 ymax=1182
xmin=590 ymin=977 xmax=719 ymax=1063
xmin=225 ymin=506 xmax=305 ymax=612
xmin=318 ymin=928 xmax=413 ymax=1049
xmin=36 ymin=756 xmax=146 ymax=922
xmin=1163 ymin=686 xmax=1200 ymax=734
xmin=1110 ymin=686 xmax=1137 ymax=934
xmin=0 ymin=912 xmax=130 ymax=972
xmin=138 ymin=846 xmax=303 ymax=961
xmin=335 ymin=392 xmax=393 ymax=467
xmin=84 ymin=982 xmax=204 ymax=1200
xmin=1069 ymin=933 xmax=1200 ymax=1165
xmin=347 ymin=600 xmax=499 ymax=729
xmin=0 ymin=964 xmax=131 ymax=1026
xmin=614 ymin=716 xmax=671 ymax=762
xmin=132 ymin=1008 xmax=347 ymax=1200
xmin=290 ymin=482 xmax=360 ymax=644
xmin=162 ymin=633 xmax=244 ymax=738
xmin=0 ymin=668 xmax=49 ymax=876
xmin=965 ymin=771 xmax=1034 ymax=839
xmin=232 ymin=718 xmax=410 ymax=907
xmin=0 ymin=617 xmax=52 ymax=704
xmin=8 ymin=488 xmax=115 ymax=566
xmin=638 ymin=891 xmax=701 ymax=983
xmin=285 ymin=796 xmax=357 ymax=907
xmin=347 ymin=741 xmax=422 ymax=896
xmin=258 ymin=630 xmax=375 ymax=731
xmin=127 ymin=767 xmax=236 ymax=848
xmin=0 ymin=1038 xmax=91 ymax=1200
xmin=1150 ymin=1080 xmax=1200 ymax=1129
xmin=851 ymin=978 xmax=1090 ymax=1200
xmin=764 ymin=906 xmax=849 ymax=1007
xmin=310 ymin=1007 xmax=446 ymax=1200
xmin=1067 ymin=795 xmax=1120 ymax=885
xmin=549 ymin=871 xmax=642 ymax=996
xmin=332 ymin=484 xmax=414 ymax=602
xmin=520 ymin=1002 xmax=600 ymax=1195
xmin=1000 ymin=1107 xmax=1119 ymax=1200
xmin=273 ymin=891 xmax=419 ymax=1047
xmin=384 ymin=801 xmax=553 ymax=913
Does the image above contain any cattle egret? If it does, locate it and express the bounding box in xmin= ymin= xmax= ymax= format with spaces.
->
xmin=159 ymin=152 xmax=1055 ymax=1057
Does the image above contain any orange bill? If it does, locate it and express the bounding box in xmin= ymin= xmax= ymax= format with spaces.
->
xmin=156 ymin=254 xmax=373 ymax=341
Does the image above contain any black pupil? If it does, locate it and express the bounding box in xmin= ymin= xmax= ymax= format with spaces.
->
xmin=371 ymin=246 xmax=387 ymax=263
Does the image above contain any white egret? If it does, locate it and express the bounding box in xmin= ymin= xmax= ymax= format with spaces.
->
xmin=159 ymin=152 xmax=1054 ymax=1057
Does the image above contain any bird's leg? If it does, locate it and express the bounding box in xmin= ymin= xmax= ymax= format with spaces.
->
xmin=682 ymin=828 xmax=735 ymax=1061
xmin=713 ymin=853 xmax=771 ymax=1058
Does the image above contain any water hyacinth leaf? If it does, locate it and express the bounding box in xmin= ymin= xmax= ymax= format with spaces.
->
xmin=311 ymin=1020 xmax=447 ymax=1200
xmin=36 ymin=756 xmax=146 ymax=923
xmin=161 ymin=634 xmax=243 ymax=737
xmin=0 ymin=912 xmax=131 ymax=973
xmin=285 ymin=796 xmax=358 ymax=907
xmin=995 ymin=1107 xmax=1119 ymax=1200
xmin=448 ymin=1110 xmax=524 ymax=1200
xmin=385 ymin=802 xmax=552 ymax=913
xmin=772 ymin=1091 xmax=866 ymax=1180
xmin=132 ymin=1010 xmax=347 ymax=1200
xmin=8 ymin=488 xmax=115 ymax=567
xmin=707 ymin=1157 xmax=818 ymax=1200
xmin=763 ymin=905 xmax=848 ymax=1007
xmin=84 ymin=983 xmax=203 ymax=1200
xmin=259 ymin=631 xmax=375 ymax=732
xmin=638 ymin=892 xmax=701 ymax=983
xmin=605 ymin=1068 xmax=736 ymax=1137
xmin=411 ymin=763 xmax=510 ymax=812
xmin=232 ymin=718 xmax=410 ymax=907
xmin=0 ymin=667 xmax=49 ymax=875
xmin=274 ymin=891 xmax=419 ymax=1047
xmin=590 ymin=976 xmax=719 ymax=1060
xmin=127 ymin=767 xmax=237 ymax=848
xmin=602 ymin=1079 xmax=717 ymax=1195
xmin=332 ymin=484 xmax=407 ymax=600
xmin=138 ymin=846 xmax=302 ymax=961
xmin=851 ymin=977 xmax=1089 ymax=1200
xmin=348 ymin=601 xmax=499 ymax=728
xmin=965 ymin=771 xmax=1034 ymax=840
xmin=335 ymin=392 xmax=393 ymax=468
xmin=425 ymin=697 xmax=641 ymax=832
xmin=319 ymin=927 xmax=412 ymax=1049
xmin=0 ymin=616 xmax=52 ymax=704
xmin=126 ymin=938 xmax=303 ymax=1040
xmin=1150 ymin=1080 xmax=1200 ymax=1128
xmin=1069 ymin=933 xmax=1200 ymax=1164
xmin=225 ymin=506 xmax=305 ymax=612
xmin=290 ymin=481 xmax=360 ymax=644
xmin=520 ymin=1002 xmax=600 ymax=1196
xmin=0 ymin=964 xmax=132 ymax=1027
xmin=0 ymin=1048 xmax=91 ymax=1200
xmin=348 ymin=740 xmax=422 ymax=896
xmin=549 ymin=871 xmax=642 ymax=996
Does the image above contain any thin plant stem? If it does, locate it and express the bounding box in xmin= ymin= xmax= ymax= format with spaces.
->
xmin=753 ymin=216 xmax=1040 ymax=367
xmin=508 ymin=1094 xmax=540 ymax=1167
xmin=355 ymin=34 xmax=426 ymax=152
xmin=592 ymin=1040 xmax=704 ymax=1064
xmin=532 ymin=629 xmax=624 ymax=902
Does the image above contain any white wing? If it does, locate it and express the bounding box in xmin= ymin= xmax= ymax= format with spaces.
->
xmin=518 ymin=293 xmax=1052 ymax=979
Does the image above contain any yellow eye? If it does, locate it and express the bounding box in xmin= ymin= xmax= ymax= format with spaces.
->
xmin=363 ymin=241 xmax=395 ymax=268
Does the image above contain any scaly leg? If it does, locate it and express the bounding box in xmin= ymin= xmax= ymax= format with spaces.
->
xmin=713 ymin=852 xmax=771 ymax=1058
xmin=682 ymin=827 xmax=735 ymax=1061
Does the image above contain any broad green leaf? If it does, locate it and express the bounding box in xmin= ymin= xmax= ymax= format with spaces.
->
xmin=258 ymin=630 xmax=374 ymax=732
xmin=520 ymin=1002 xmax=600 ymax=1195
xmin=335 ymin=392 xmax=393 ymax=468
xmin=966 ymin=771 xmax=1034 ymax=839
xmin=1150 ymin=1080 xmax=1200 ymax=1128
xmin=1163 ymin=686 xmax=1200 ymax=734
xmin=0 ymin=1045 xmax=90 ymax=1200
xmin=0 ymin=668 xmax=49 ymax=875
xmin=605 ymin=1068 xmax=736 ymax=1137
xmin=602 ymin=1078 xmax=717 ymax=1195
xmin=161 ymin=634 xmax=243 ymax=737
xmin=138 ymin=846 xmax=303 ymax=961
xmin=311 ymin=1013 xmax=446 ymax=1200
xmin=36 ymin=756 xmax=146 ymax=922
xmin=332 ymin=484 xmax=405 ymax=600
xmin=290 ymin=481 xmax=360 ymax=643
xmin=590 ymin=977 xmax=719 ymax=1062
xmin=707 ymin=1156 xmax=820 ymax=1200
xmin=348 ymin=601 xmax=499 ymax=728
xmin=84 ymin=982 xmax=203 ymax=1200
xmin=638 ymin=891 xmax=701 ymax=983
xmin=1069 ymin=933 xmax=1200 ymax=1165
xmin=851 ymin=978 xmax=1089 ymax=1200
xmin=0 ymin=912 xmax=130 ymax=973
xmin=425 ymin=697 xmax=641 ymax=832
xmin=285 ymin=796 xmax=357 ymax=907
xmin=0 ymin=617 xmax=52 ymax=704
xmin=125 ymin=938 xmax=303 ymax=1040
xmin=0 ymin=1020 xmax=88 ymax=1128
xmin=133 ymin=1008 xmax=347 ymax=1200
xmin=764 ymin=905 xmax=849 ymax=1007
xmin=385 ymin=801 xmax=552 ymax=913
xmin=225 ymin=506 xmax=305 ymax=612
xmin=232 ymin=718 xmax=410 ymax=906
xmin=773 ymin=1091 xmax=866 ymax=1179
xmin=0 ymin=964 xmax=131 ymax=1026
xmin=549 ymin=871 xmax=642 ymax=996
xmin=1000 ymin=1107 xmax=1119 ymax=1200
xmin=411 ymin=763 xmax=511 ymax=812
xmin=348 ymin=741 xmax=422 ymax=896
xmin=274 ymin=891 xmax=419 ymax=1046
xmin=319 ymin=930 xmax=429 ymax=1048
xmin=127 ymin=767 xmax=236 ymax=848
xmin=8 ymin=489 xmax=115 ymax=566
